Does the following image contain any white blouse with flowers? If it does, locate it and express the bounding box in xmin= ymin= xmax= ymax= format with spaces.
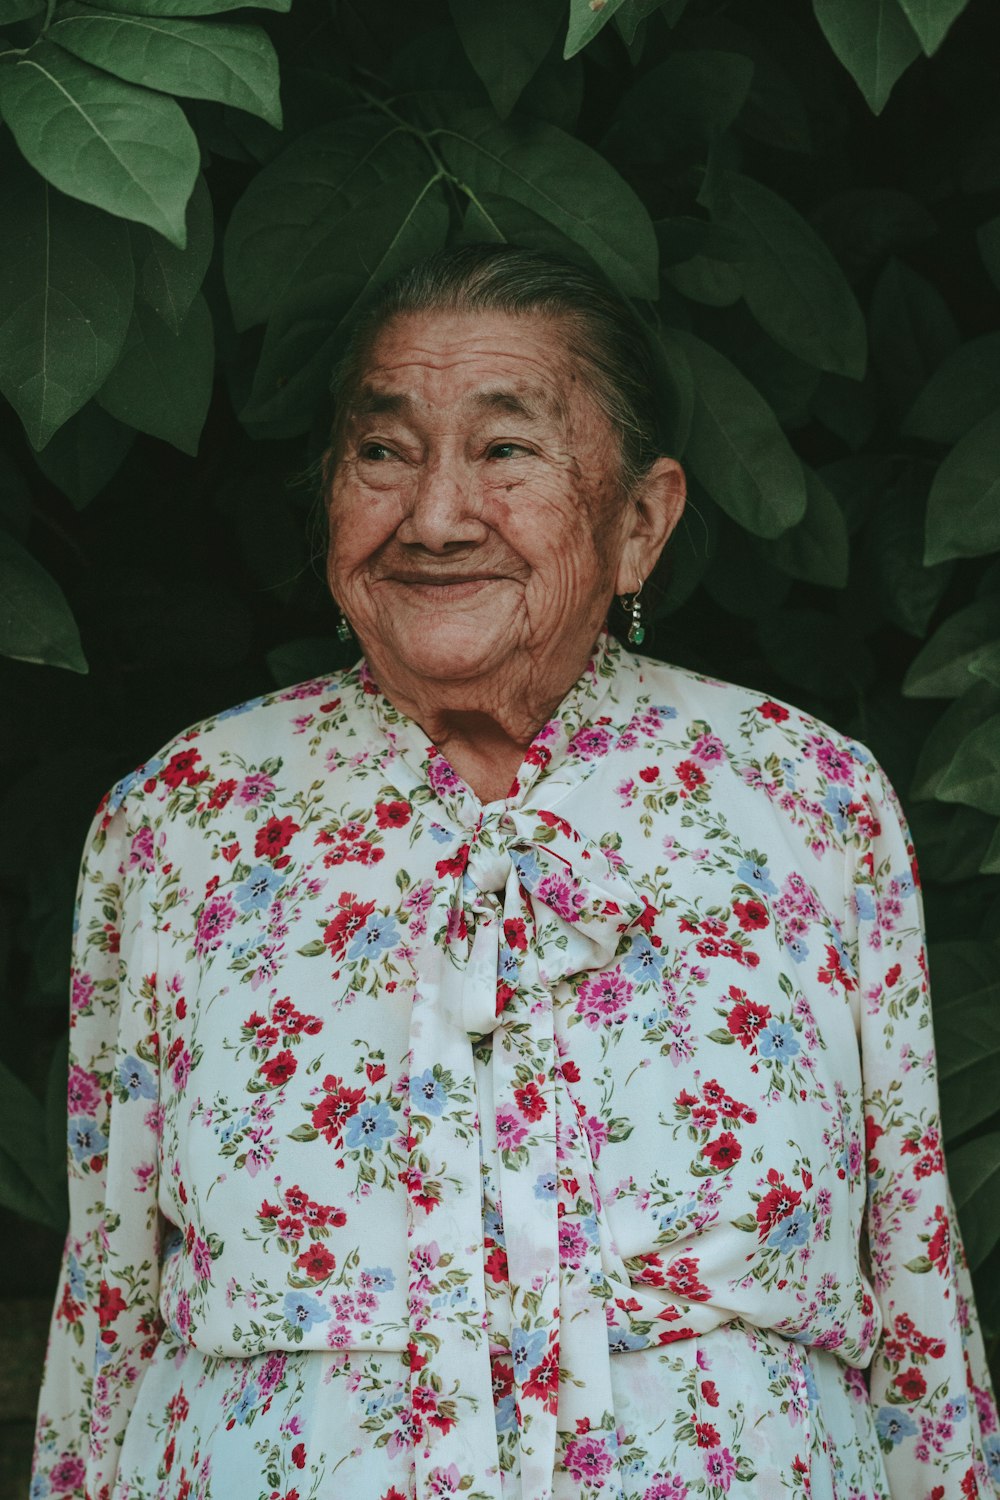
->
xmin=32 ymin=633 xmax=1000 ymax=1500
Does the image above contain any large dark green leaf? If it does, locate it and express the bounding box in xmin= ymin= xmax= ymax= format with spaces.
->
xmin=949 ymin=1132 xmax=1000 ymax=1268
xmin=0 ymin=167 xmax=133 ymax=450
xmin=564 ymin=0 xmax=628 ymax=57
xmin=76 ymin=0 xmax=289 ymax=13
xmin=769 ymin=466 xmax=849 ymax=588
xmin=713 ymin=172 xmax=866 ymax=378
xmin=0 ymin=41 xmax=199 ymax=246
xmin=614 ymin=50 xmax=754 ymax=159
xmin=866 ymin=466 xmax=953 ymax=638
xmin=977 ymin=214 xmax=1000 ymax=295
xmin=132 ymin=174 xmax=214 ymax=335
xmin=242 ymin=179 xmax=450 ymax=436
xmin=903 ymin=333 xmax=1000 ymax=445
xmin=672 ymin=330 xmax=806 ymax=538
xmin=896 ymin=0 xmax=971 ymax=55
xmin=937 ymin=988 xmax=1000 ymax=1137
xmin=447 ymin=0 xmax=562 ymax=117
xmin=911 ymin=682 xmax=1000 ymax=800
xmin=904 ymin=598 xmax=1000 ymax=698
xmin=869 ymin=258 xmax=959 ymax=416
xmin=0 ymin=529 xmax=87 ymax=673
xmin=924 ymin=411 xmax=1000 ymax=565
xmin=0 ymin=1057 xmax=67 ymax=1229
xmin=812 ymin=0 xmax=922 ymax=114
xmin=936 ymin=715 xmax=1000 ymax=816
xmin=435 ymin=108 xmax=659 ymax=299
xmin=33 ymin=403 xmax=135 ymax=509
xmin=659 ymin=217 xmax=744 ymax=307
xmin=97 ymin=294 xmax=214 ymax=455
xmin=757 ymin=607 xmax=874 ymax=698
xmin=810 ymin=189 xmax=936 ymax=284
xmin=49 ymin=10 xmax=282 ymax=127
xmin=224 ymin=118 xmax=428 ymax=330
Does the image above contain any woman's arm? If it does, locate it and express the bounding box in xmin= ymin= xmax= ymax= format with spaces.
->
xmin=32 ymin=789 xmax=163 ymax=1500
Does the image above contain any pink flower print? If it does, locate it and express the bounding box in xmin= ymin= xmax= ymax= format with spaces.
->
xmin=67 ymin=1064 xmax=102 ymax=1115
xmin=427 ymin=754 xmax=463 ymax=796
xmin=575 ymin=969 xmax=633 ymax=1029
xmin=495 ymin=1107 xmax=529 ymax=1149
xmin=129 ymin=824 xmax=155 ymax=872
xmin=691 ymin=732 xmax=725 ymax=763
xmin=557 ymin=1220 xmax=590 ymax=1269
xmin=411 ymin=1241 xmax=441 ymax=1273
xmin=564 ymin=1434 xmax=613 ymax=1484
xmin=582 ymin=1113 xmax=609 ymax=1160
xmin=234 ymin=772 xmax=276 ymax=807
xmin=258 ymin=1352 xmax=287 ymax=1400
xmin=616 ymin=778 xmax=637 ymax=806
xmin=643 ymin=1480 xmax=687 ymax=1500
xmin=71 ymin=969 xmax=95 ymax=1014
xmin=171 ymin=1046 xmax=192 ymax=1092
xmin=703 ymin=1445 xmax=736 ymax=1491
xmin=810 ymin=735 xmax=854 ymax=784
xmin=568 ymin=725 xmax=613 ymax=760
xmin=534 ymin=873 xmax=586 ymax=922
xmin=194 ymin=894 xmax=236 ymax=958
xmin=174 ymin=1290 xmax=192 ymax=1338
xmin=428 ymin=1463 xmax=464 ymax=1496
xmin=49 ymin=1456 xmax=86 ymax=1493
xmin=191 ymin=1235 xmax=213 ymax=1282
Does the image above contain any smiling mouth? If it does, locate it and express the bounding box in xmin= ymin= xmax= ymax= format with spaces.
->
xmin=387 ymin=575 xmax=503 ymax=595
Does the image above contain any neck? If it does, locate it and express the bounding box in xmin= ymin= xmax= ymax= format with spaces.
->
xmin=364 ymin=637 xmax=600 ymax=803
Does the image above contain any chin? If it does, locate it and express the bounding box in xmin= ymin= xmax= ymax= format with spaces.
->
xmin=383 ymin=618 xmax=513 ymax=683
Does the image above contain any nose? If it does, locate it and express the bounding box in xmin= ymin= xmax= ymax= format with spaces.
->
xmin=395 ymin=452 xmax=489 ymax=553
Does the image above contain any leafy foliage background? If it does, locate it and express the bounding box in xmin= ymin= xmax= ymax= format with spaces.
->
xmin=1 ymin=0 xmax=999 ymax=1391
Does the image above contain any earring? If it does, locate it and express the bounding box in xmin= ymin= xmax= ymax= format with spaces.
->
xmin=336 ymin=612 xmax=352 ymax=643
xmin=621 ymin=580 xmax=645 ymax=646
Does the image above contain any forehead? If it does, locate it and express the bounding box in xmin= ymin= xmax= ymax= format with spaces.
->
xmin=350 ymin=309 xmax=585 ymax=424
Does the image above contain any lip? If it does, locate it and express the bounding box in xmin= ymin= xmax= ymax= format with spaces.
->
xmin=385 ymin=576 xmax=504 ymax=598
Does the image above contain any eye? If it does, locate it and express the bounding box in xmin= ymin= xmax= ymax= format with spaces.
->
xmin=486 ymin=442 xmax=528 ymax=460
xmin=359 ymin=441 xmax=394 ymax=462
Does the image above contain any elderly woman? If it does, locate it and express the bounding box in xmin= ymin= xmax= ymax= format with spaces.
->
xmin=33 ymin=246 xmax=999 ymax=1500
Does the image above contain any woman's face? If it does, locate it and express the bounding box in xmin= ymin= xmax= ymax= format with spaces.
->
xmin=325 ymin=309 xmax=679 ymax=696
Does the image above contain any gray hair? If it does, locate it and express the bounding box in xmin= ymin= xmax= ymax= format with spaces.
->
xmin=327 ymin=243 xmax=666 ymax=495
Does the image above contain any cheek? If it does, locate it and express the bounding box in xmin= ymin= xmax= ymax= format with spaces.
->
xmin=326 ymin=483 xmax=399 ymax=576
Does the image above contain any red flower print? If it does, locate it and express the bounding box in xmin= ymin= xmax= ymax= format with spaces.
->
xmin=639 ymin=765 xmax=659 ymax=783
xmin=758 ymin=700 xmax=789 ymax=722
xmin=756 ymin=1175 xmax=802 ymax=1238
xmin=559 ymin=1059 xmax=581 ymax=1084
xmin=695 ymin=1421 xmax=720 ymax=1447
xmin=435 ymin=844 xmax=471 ymax=878
xmin=366 ymin=1061 xmax=386 ymax=1083
xmin=259 ymin=1050 xmax=297 ymax=1088
xmin=503 ymin=917 xmax=528 ymax=951
xmin=514 ymin=1081 xmax=547 ymax=1121
xmin=732 ymin=898 xmax=769 ymax=930
xmin=702 ymin=1132 xmax=742 ymax=1172
xmin=484 ymin=1246 xmax=509 ymax=1282
xmin=375 ymin=800 xmax=411 ymax=829
xmin=676 ymin=759 xmax=706 ymax=792
xmin=311 ymin=1075 xmax=366 ymax=1144
xmin=893 ymin=1366 xmax=927 ymax=1401
xmin=97 ymin=1280 xmax=127 ymax=1327
xmin=255 ymin=815 xmax=301 ymax=861
xmin=296 ymin=1243 xmax=336 ymax=1281
xmin=664 ymin=1255 xmax=710 ymax=1301
xmin=208 ymin=778 xmax=237 ymax=809
xmin=727 ymin=996 xmax=772 ymax=1051
xmin=522 ymin=1346 xmax=560 ymax=1413
xmin=927 ymin=1204 xmax=951 ymax=1273
xmin=701 ymin=1379 xmax=719 ymax=1407
xmin=162 ymin=747 xmax=207 ymax=789
xmin=491 ymin=1356 xmax=514 ymax=1402
xmin=291 ymin=1443 xmax=307 ymax=1470
xmin=323 ymin=894 xmax=376 ymax=960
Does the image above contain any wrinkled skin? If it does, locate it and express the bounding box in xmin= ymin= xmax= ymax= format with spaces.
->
xmin=325 ymin=310 xmax=686 ymax=800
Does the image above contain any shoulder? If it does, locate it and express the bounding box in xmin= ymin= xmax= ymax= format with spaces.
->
xmin=99 ymin=664 xmax=362 ymax=826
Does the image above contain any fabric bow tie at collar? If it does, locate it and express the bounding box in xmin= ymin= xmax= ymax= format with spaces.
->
xmin=405 ymin=803 xmax=650 ymax=1500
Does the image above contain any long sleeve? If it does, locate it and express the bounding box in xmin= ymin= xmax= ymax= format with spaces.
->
xmin=32 ymin=789 xmax=163 ymax=1500
xmin=850 ymin=751 xmax=1000 ymax=1499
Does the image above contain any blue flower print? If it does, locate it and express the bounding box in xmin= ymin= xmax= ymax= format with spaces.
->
xmin=854 ymin=887 xmax=876 ymax=922
xmin=780 ymin=756 xmax=799 ymax=788
xmin=67 ymin=1252 xmax=86 ymax=1301
xmin=484 ymin=1207 xmax=505 ymax=1243
xmin=282 ymin=1291 xmax=329 ymax=1333
xmin=608 ymin=1329 xmax=648 ymax=1353
xmin=348 ymin=913 xmax=400 ymax=961
xmin=429 ymin=823 xmax=453 ymax=844
xmin=767 ymin=1206 xmax=814 ymax=1252
xmin=495 ymin=1393 xmax=517 ymax=1433
xmin=118 ymin=1054 xmax=157 ymax=1101
xmin=736 ymin=857 xmax=779 ymax=896
xmin=498 ymin=945 xmax=520 ymax=983
xmin=875 ymin=1407 xmax=918 ymax=1446
xmin=411 ymin=1069 xmax=448 ymax=1116
xmin=511 ymin=1326 xmax=547 ymax=1376
xmin=785 ymin=937 xmax=809 ymax=965
xmin=29 ymin=1474 xmax=50 ymax=1500
xmin=68 ymin=1116 xmax=109 ymax=1162
xmin=235 ymin=864 xmax=283 ymax=913
xmin=233 ymin=1381 xmax=259 ymax=1424
xmin=823 ymin=786 xmax=852 ymax=833
xmin=361 ymin=1266 xmax=396 ymax=1293
xmin=512 ymin=848 xmax=543 ymax=891
xmin=344 ymin=1100 xmax=396 ymax=1151
xmin=217 ymin=696 xmax=264 ymax=721
xmin=985 ymin=1433 xmax=1000 ymax=1483
xmin=533 ymin=1172 xmax=557 ymax=1199
xmin=759 ymin=1020 xmax=800 ymax=1060
xmin=945 ymin=1395 xmax=968 ymax=1423
xmin=622 ymin=934 xmax=666 ymax=987
xmin=108 ymin=758 xmax=164 ymax=815
xmin=897 ymin=871 xmax=916 ymax=898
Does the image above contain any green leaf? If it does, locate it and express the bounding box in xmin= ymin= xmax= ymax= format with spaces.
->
xmin=242 ymin=177 xmax=449 ymax=436
xmin=0 ymin=0 xmax=42 ymax=18
xmin=812 ymin=0 xmax=922 ymax=114
xmin=651 ymin=326 xmax=695 ymax=458
xmin=50 ymin=10 xmax=282 ymax=127
xmin=904 ymin=598 xmax=1000 ymax=698
xmin=757 ymin=608 xmax=874 ymax=698
xmin=0 ymin=529 xmax=87 ymax=673
xmin=75 ymin=0 xmax=289 ymax=13
xmin=977 ymin=214 xmax=1000 ymax=295
xmin=909 ymin=801 xmax=996 ymax=885
xmin=435 ymin=108 xmax=659 ymax=299
xmin=911 ymin=682 xmax=1000 ymax=800
xmin=0 ymin=165 xmax=133 ymax=450
xmin=866 ymin=466 xmax=954 ymax=638
xmin=979 ymin=820 xmax=1000 ymax=875
xmin=615 ymin=0 xmax=669 ymax=44
xmin=869 ymin=259 xmax=959 ymax=416
xmin=33 ymin=402 xmax=134 ymax=509
xmin=810 ymin=370 xmax=879 ymax=450
xmin=132 ymin=174 xmax=214 ymax=335
xmin=0 ymin=41 xmax=199 ymax=246
xmin=713 ymin=172 xmax=866 ymax=378
xmin=937 ymin=989 xmax=1000 ymax=1137
xmin=670 ymin=330 xmax=806 ymax=539
xmin=969 ymin=642 xmax=1000 ymax=691
xmin=810 ymin=189 xmax=937 ymax=284
xmin=936 ymin=714 xmax=1000 ymax=815
xmin=97 ymin=294 xmax=214 ymax=455
xmin=895 ymin=0 xmax=970 ymax=54
xmin=769 ymin=466 xmax=849 ymax=587
xmin=659 ymin=218 xmax=744 ymax=307
xmin=614 ymin=50 xmax=754 ymax=158
xmin=224 ymin=117 xmax=428 ymax=330
xmin=564 ymin=0 xmax=628 ymax=57
xmin=447 ymin=0 xmax=562 ymax=117
xmin=949 ymin=1132 xmax=1000 ymax=1268
xmin=0 ymin=1057 xmax=66 ymax=1228
xmin=924 ymin=410 xmax=1000 ymax=565
xmin=0 ymin=450 xmax=32 ymax=540
xmin=903 ymin=333 xmax=1000 ymax=446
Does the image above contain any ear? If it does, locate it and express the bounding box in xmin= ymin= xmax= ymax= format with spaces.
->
xmin=614 ymin=457 xmax=686 ymax=596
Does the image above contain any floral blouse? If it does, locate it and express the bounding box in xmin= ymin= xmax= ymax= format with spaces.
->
xmin=32 ymin=633 xmax=1000 ymax=1500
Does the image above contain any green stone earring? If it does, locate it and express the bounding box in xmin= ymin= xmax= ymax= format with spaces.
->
xmin=623 ymin=581 xmax=645 ymax=646
xmin=336 ymin=613 xmax=352 ymax=643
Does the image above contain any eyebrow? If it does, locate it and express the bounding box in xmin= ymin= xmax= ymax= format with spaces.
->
xmin=349 ymin=383 xmax=558 ymax=423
